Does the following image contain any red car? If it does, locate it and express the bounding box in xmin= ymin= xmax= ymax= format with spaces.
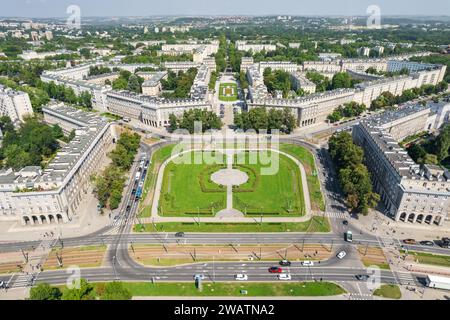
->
xmin=268 ymin=267 xmax=283 ymax=274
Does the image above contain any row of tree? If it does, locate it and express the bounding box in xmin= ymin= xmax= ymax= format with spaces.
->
xmin=37 ymin=80 xmax=93 ymax=109
xmin=234 ymin=107 xmax=297 ymax=134
xmin=328 ymin=132 xmax=380 ymax=214
xmin=29 ymin=280 xmax=131 ymax=300
xmin=91 ymin=131 xmax=141 ymax=210
xmin=0 ymin=116 xmax=62 ymax=170
xmin=327 ymin=102 xmax=367 ymax=123
xmin=370 ymin=82 xmax=449 ymax=110
xmin=168 ymin=109 xmax=223 ymax=134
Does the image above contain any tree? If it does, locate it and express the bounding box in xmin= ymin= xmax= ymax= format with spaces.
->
xmin=62 ymin=279 xmax=95 ymax=300
xmin=29 ymin=283 xmax=62 ymax=300
xmin=101 ymin=282 xmax=132 ymax=300
xmin=168 ymin=113 xmax=178 ymax=133
xmin=331 ymin=72 xmax=352 ymax=89
xmin=127 ymin=74 xmax=142 ymax=93
xmin=282 ymin=108 xmax=297 ymax=134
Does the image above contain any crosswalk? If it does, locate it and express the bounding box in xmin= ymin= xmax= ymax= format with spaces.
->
xmin=7 ymin=273 xmax=37 ymax=289
xmin=349 ymin=293 xmax=373 ymax=300
xmin=395 ymin=271 xmax=416 ymax=286
xmin=325 ymin=212 xmax=348 ymax=219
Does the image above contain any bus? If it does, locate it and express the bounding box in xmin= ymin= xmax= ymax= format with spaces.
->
xmin=345 ymin=231 xmax=353 ymax=243
xmin=425 ymin=275 xmax=450 ymax=290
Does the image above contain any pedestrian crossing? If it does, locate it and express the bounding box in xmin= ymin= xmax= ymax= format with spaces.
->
xmin=395 ymin=271 xmax=416 ymax=286
xmin=8 ymin=273 xmax=36 ymax=289
xmin=349 ymin=293 xmax=373 ymax=300
xmin=325 ymin=212 xmax=348 ymax=219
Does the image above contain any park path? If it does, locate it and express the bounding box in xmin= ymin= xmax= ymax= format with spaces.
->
xmin=150 ymin=148 xmax=312 ymax=223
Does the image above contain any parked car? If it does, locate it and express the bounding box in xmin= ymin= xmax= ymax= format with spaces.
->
xmin=268 ymin=267 xmax=283 ymax=273
xmin=175 ymin=232 xmax=185 ymax=238
xmin=0 ymin=281 xmax=5 ymax=289
xmin=420 ymin=241 xmax=434 ymax=247
xmin=279 ymin=260 xmax=291 ymax=267
xmin=301 ymin=261 xmax=314 ymax=267
xmin=337 ymin=251 xmax=347 ymax=259
xmin=235 ymin=274 xmax=248 ymax=281
xmin=278 ymin=274 xmax=292 ymax=281
xmin=403 ymin=239 xmax=417 ymax=245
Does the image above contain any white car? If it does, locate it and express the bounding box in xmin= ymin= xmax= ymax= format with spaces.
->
xmin=278 ymin=274 xmax=292 ymax=281
xmin=301 ymin=261 xmax=314 ymax=267
xmin=235 ymin=274 xmax=248 ymax=281
xmin=337 ymin=251 xmax=347 ymax=259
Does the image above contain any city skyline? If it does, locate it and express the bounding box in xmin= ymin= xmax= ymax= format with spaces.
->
xmin=1 ymin=0 xmax=449 ymax=18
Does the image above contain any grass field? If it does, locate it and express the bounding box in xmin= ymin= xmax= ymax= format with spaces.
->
xmin=279 ymin=143 xmax=325 ymax=211
xmin=373 ymin=284 xmax=402 ymax=299
xmin=233 ymin=151 xmax=305 ymax=216
xmin=119 ymin=282 xmax=346 ymax=297
xmin=159 ymin=151 xmax=226 ymax=216
xmin=134 ymin=216 xmax=330 ymax=233
xmin=407 ymin=251 xmax=450 ymax=268
xmin=219 ymin=83 xmax=238 ymax=102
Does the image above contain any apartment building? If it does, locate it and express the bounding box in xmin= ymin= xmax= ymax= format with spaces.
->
xmin=235 ymin=41 xmax=276 ymax=53
xmin=0 ymin=103 xmax=116 ymax=226
xmin=353 ymin=106 xmax=450 ymax=226
xmin=0 ymin=85 xmax=34 ymax=123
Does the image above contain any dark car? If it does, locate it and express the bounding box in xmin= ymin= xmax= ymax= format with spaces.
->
xmin=343 ymin=220 xmax=349 ymax=226
xmin=132 ymin=189 xmax=136 ymax=195
xmin=126 ymin=205 xmax=131 ymax=212
xmin=175 ymin=232 xmax=185 ymax=238
xmin=356 ymin=275 xmax=370 ymax=281
xmin=279 ymin=260 xmax=291 ymax=267
xmin=268 ymin=267 xmax=283 ymax=274
xmin=420 ymin=241 xmax=434 ymax=247
xmin=402 ymin=239 xmax=416 ymax=245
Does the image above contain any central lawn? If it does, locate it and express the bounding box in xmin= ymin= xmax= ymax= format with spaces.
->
xmin=159 ymin=152 xmax=226 ymax=216
xmin=373 ymin=284 xmax=402 ymax=300
xmin=219 ymin=83 xmax=238 ymax=102
xmin=120 ymin=282 xmax=346 ymax=297
xmin=279 ymin=143 xmax=325 ymax=212
xmin=233 ymin=151 xmax=305 ymax=216
xmin=134 ymin=216 xmax=330 ymax=233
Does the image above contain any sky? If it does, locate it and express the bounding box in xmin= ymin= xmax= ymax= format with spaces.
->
xmin=0 ymin=0 xmax=449 ymax=18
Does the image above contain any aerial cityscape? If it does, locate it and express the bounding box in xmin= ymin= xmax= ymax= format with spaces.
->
xmin=0 ymin=0 xmax=450 ymax=308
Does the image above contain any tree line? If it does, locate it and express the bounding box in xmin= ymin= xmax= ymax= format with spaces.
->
xmin=370 ymin=82 xmax=448 ymax=110
xmin=0 ymin=116 xmax=63 ymax=171
xmin=91 ymin=131 xmax=141 ymax=210
xmin=327 ymin=102 xmax=367 ymax=123
xmin=168 ymin=109 xmax=223 ymax=134
xmin=234 ymin=107 xmax=297 ymax=134
xmin=29 ymin=280 xmax=131 ymax=300
xmin=328 ymin=132 xmax=380 ymax=214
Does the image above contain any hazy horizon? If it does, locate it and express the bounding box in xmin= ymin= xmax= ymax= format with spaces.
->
xmin=1 ymin=0 xmax=449 ymax=18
